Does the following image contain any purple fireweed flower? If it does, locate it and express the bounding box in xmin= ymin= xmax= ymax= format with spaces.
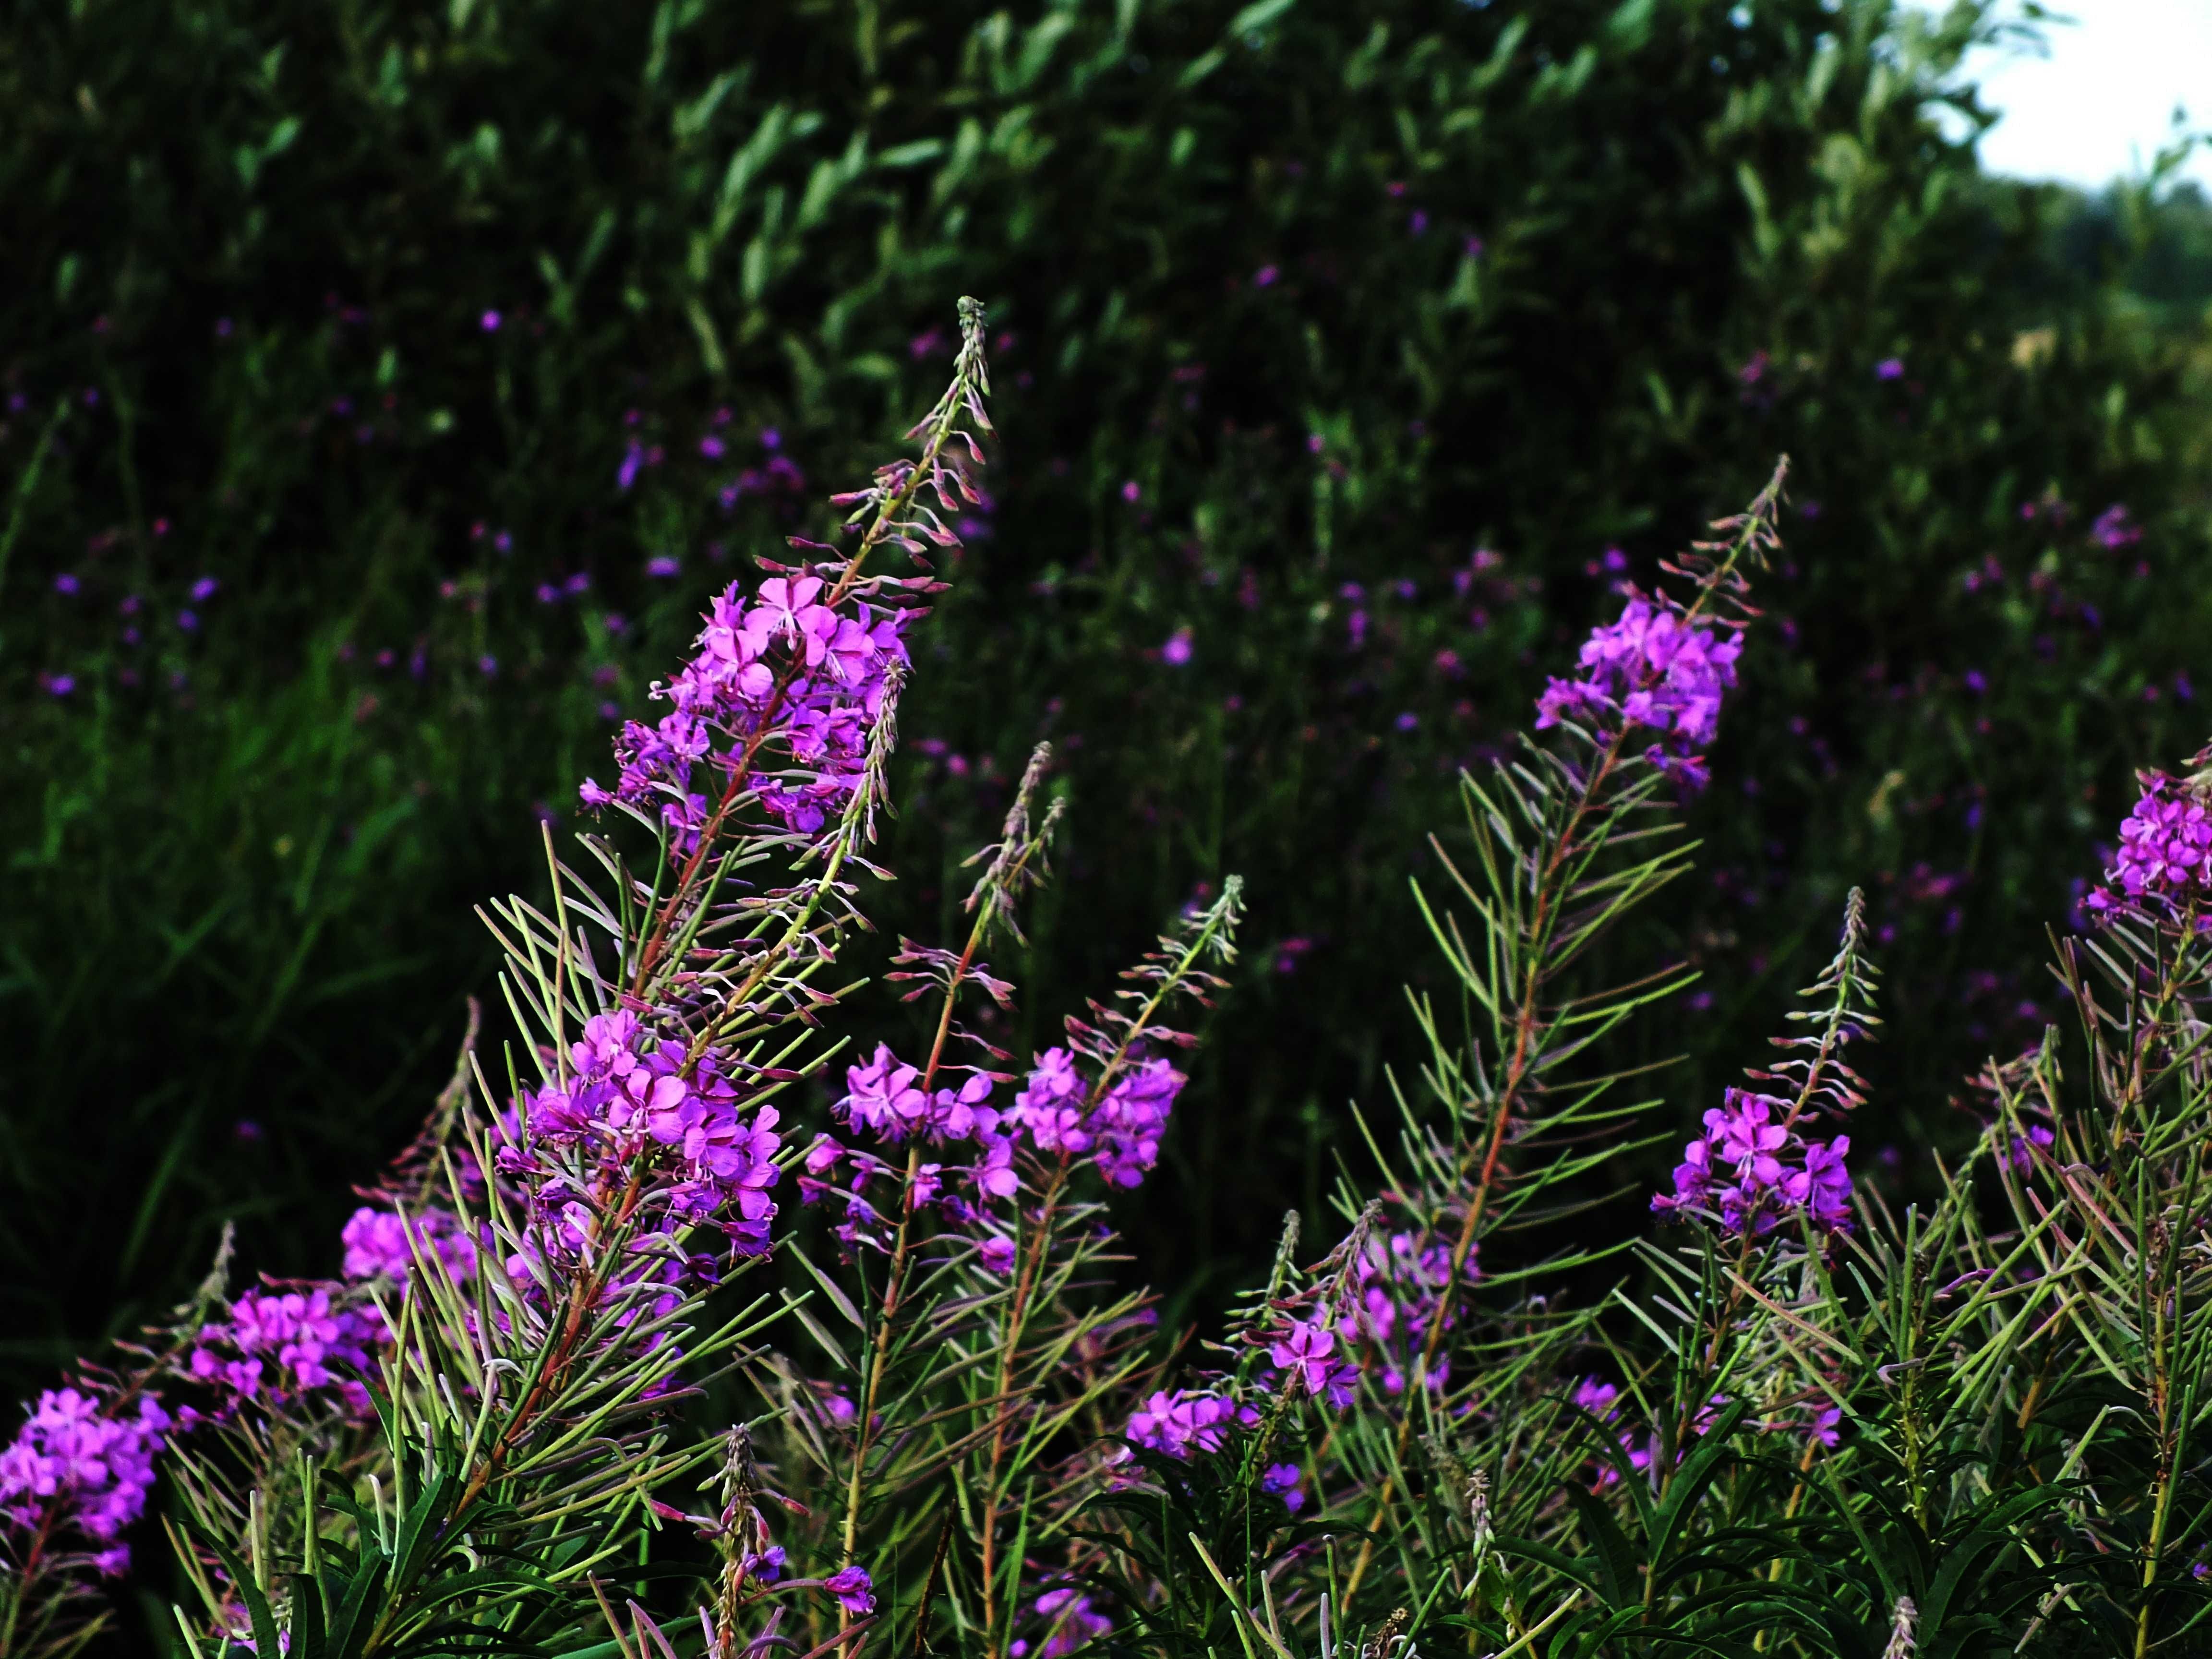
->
xmin=1350 ymin=1224 xmax=1479 ymax=1393
xmin=1269 ymin=1318 xmax=1354 ymax=1407
xmin=1161 ymin=626 xmax=1192 ymax=665
xmin=54 ymin=573 xmax=79 ymax=595
xmin=1534 ymin=589 xmax=1741 ymax=786
xmin=500 ymin=1010 xmax=783 ymax=1264
xmin=0 ymin=1386 xmax=171 ymax=1567
xmin=837 ymin=1046 xmax=929 ymax=1142
xmin=1653 ymin=1088 xmax=1853 ymax=1238
xmin=1261 ymin=1461 xmax=1305 ymax=1511
xmin=578 ymin=564 xmax=913 ymax=845
xmin=190 ymin=577 xmax=220 ymax=602
xmin=823 ymin=1564 xmax=875 ymax=1616
xmin=2087 ymin=770 xmax=2212 ymax=920
xmin=1009 ymin=1048 xmax=1184 ymax=1189
xmin=1089 ymin=1058 xmax=1183 ymax=1188
xmin=1014 ymin=1048 xmax=1092 ymax=1157
xmin=188 ymin=1288 xmax=380 ymax=1414
xmin=1572 ymin=1377 xmax=1621 ymax=1419
xmin=1875 ymin=357 xmax=1904 ymax=380
xmin=1124 ymin=1389 xmax=1244 ymax=1459
xmin=1016 ymin=1588 xmax=1112 ymax=1659
xmin=340 ymin=1205 xmax=479 ymax=1286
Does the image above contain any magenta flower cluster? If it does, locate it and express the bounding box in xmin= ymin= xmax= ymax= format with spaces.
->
xmin=1534 ymin=590 xmax=1742 ymax=788
xmin=186 ymin=1288 xmax=381 ymax=1416
xmin=1014 ymin=1047 xmax=1186 ymax=1189
xmin=1013 ymin=1587 xmax=1114 ymax=1659
xmin=804 ymin=1041 xmax=1186 ymax=1264
xmin=1350 ymin=1225 xmax=1479 ymax=1394
xmin=580 ymin=572 xmax=912 ymax=846
xmin=804 ymin=1045 xmax=1022 ymax=1259
xmin=0 ymin=1388 xmax=171 ymax=1576
xmin=340 ymin=1203 xmax=479 ymax=1285
xmin=500 ymin=1010 xmax=783 ymax=1292
xmin=1124 ymin=1388 xmax=1248 ymax=1459
xmin=1652 ymin=1088 xmax=1851 ymax=1238
xmin=2085 ymin=771 xmax=2212 ymax=920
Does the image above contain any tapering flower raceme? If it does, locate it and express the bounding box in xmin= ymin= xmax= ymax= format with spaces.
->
xmin=2085 ymin=769 xmax=2212 ymax=919
xmin=0 ymin=1385 xmax=171 ymax=1575
xmin=1652 ymin=1088 xmax=1852 ymax=1238
xmin=1534 ymin=588 xmax=1743 ymax=787
xmin=579 ymin=569 xmax=914 ymax=847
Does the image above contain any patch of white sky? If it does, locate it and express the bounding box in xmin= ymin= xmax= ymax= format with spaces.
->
xmin=1910 ymin=0 xmax=2212 ymax=192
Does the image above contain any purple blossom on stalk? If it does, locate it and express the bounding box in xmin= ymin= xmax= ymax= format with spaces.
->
xmin=186 ymin=1287 xmax=382 ymax=1418
xmin=1013 ymin=1587 xmax=1112 ymax=1659
xmin=0 ymin=1386 xmax=170 ymax=1573
xmin=1534 ymin=590 xmax=1743 ymax=789
xmin=1123 ymin=1389 xmax=1245 ymax=1459
xmin=1007 ymin=1047 xmax=1186 ymax=1189
xmin=1013 ymin=1047 xmax=1091 ymax=1157
xmin=580 ymin=565 xmax=914 ymax=844
xmin=339 ymin=1204 xmax=479 ymax=1286
xmin=1350 ymin=1223 xmax=1479 ymax=1394
xmin=2085 ymin=768 xmax=2212 ymax=920
xmin=1268 ymin=1318 xmax=1356 ymax=1409
xmin=1652 ymin=1088 xmax=1852 ymax=1238
xmin=1088 ymin=1058 xmax=1184 ymax=1187
xmin=500 ymin=1010 xmax=783 ymax=1264
xmin=822 ymin=1563 xmax=875 ymax=1615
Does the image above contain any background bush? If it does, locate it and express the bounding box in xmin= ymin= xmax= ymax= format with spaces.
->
xmin=4 ymin=0 xmax=2211 ymax=1402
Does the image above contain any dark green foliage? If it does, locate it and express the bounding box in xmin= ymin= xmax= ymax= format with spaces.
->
xmin=3 ymin=0 xmax=2210 ymax=1448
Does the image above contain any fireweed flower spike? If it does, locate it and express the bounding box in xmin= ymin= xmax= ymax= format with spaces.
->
xmin=1654 ymin=889 xmax=1876 ymax=1242
xmin=2084 ymin=752 xmax=2212 ymax=923
xmin=112 ymin=305 xmax=1009 ymax=1659
xmin=1289 ymin=464 xmax=1789 ymax=1604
